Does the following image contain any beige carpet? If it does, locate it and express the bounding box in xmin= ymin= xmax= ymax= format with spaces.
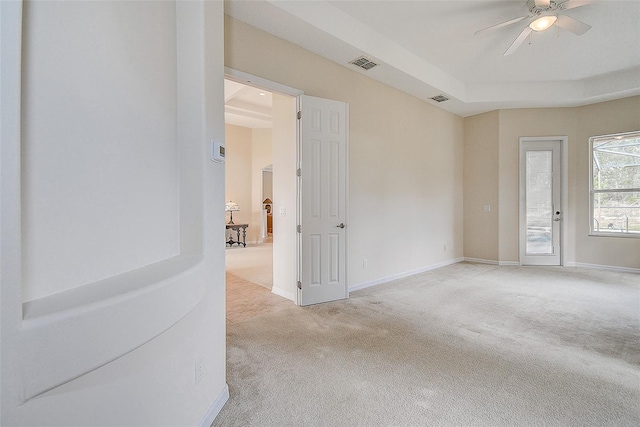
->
xmin=226 ymin=273 xmax=293 ymax=324
xmin=213 ymin=262 xmax=639 ymax=426
xmin=226 ymin=243 xmax=273 ymax=290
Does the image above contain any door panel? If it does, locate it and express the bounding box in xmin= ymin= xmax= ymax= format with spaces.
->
xmin=299 ymin=95 xmax=348 ymax=305
xmin=520 ymin=140 xmax=562 ymax=265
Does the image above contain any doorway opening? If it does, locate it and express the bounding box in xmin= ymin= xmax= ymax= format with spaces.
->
xmin=223 ymin=77 xmax=298 ymax=321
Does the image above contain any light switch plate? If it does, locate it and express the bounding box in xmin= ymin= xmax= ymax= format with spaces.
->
xmin=211 ymin=140 xmax=225 ymax=163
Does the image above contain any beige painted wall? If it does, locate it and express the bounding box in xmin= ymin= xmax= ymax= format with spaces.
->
xmin=573 ymin=97 xmax=640 ymax=268
xmin=225 ymin=16 xmax=465 ymax=289
xmin=271 ymin=93 xmax=298 ymax=299
xmin=475 ymin=96 xmax=640 ymax=269
xmin=225 ymin=125 xmax=274 ymax=244
xmin=251 ymin=128 xmax=273 ymax=242
xmin=463 ymin=111 xmax=499 ymax=262
xmin=225 ymin=124 xmax=253 ymax=237
xmin=498 ymin=107 xmax=578 ymax=264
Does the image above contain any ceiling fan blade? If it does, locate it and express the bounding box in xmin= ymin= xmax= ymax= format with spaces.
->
xmin=535 ymin=0 xmax=551 ymax=6
xmin=559 ymin=0 xmax=592 ymax=10
xmin=475 ymin=15 xmax=529 ymax=35
xmin=556 ymin=14 xmax=592 ymax=35
xmin=504 ymin=27 xmax=532 ymax=56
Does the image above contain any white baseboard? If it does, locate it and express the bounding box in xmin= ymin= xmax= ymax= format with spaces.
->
xmin=198 ymin=383 xmax=229 ymax=427
xmin=463 ymin=257 xmax=498 ymax=265
xmin=564 ymin=262 xmax=640 ymax=274
xmin=349 ymin=258 xmax=464 ymax=293
xmin=499 ymin=260 xmax=521 ymax=266
xmin=272 ymin=286 xmax=295 ymax=301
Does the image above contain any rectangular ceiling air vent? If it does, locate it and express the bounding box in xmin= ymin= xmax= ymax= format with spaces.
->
xmin=349 ymin=56 xmax=378 ymax=71
xmin=430 ymin=95 xmax=449 ymax=103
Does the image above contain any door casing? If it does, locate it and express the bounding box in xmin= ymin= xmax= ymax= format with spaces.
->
xmin=224 ymin=68 xmax=349 ymax=305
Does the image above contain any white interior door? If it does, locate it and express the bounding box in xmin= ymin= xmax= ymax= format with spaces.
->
xmin=519 ymin=139 xmax=562 ymax=265
xmin=298 ymin=95 xmax=348 ymax=306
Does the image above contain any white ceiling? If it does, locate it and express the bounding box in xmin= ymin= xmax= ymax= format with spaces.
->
xmin=225 ymin=79 xmax=273 ymax=128
xmin=225 ymin=0 xmax=640 ymax=117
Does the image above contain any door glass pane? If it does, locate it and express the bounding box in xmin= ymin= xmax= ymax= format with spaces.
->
xmin=526 ymin=151 xmax=553 ymax=254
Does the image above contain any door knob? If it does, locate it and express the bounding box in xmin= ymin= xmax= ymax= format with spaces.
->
xmin=336 ymin=223 xmax=345 ymax=228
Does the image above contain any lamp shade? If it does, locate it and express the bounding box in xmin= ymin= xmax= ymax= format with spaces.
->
xmin=225 ymin=201 xmax=240 ymax=212
xmin=529 ymin=15 xmax=557 ymax=32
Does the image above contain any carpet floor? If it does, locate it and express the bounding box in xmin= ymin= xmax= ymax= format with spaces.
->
xmin=213 ymin=262 xmax=639 ymax=426
xmin=226 ymin=243 xmax=273 ymax=290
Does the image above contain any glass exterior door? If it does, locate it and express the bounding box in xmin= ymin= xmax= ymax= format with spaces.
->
xmin=520 ymin=140 xmax=562 ymax=265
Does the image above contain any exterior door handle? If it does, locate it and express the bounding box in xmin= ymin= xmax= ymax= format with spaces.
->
xmin=553 ymin=217 xmax=561 ymax=222
xmin=336 ymin=223 xmax=345 ymax=228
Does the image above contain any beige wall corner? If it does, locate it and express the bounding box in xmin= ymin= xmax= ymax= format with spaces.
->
xmin=463 ymin=111 xmax=500 ymax=262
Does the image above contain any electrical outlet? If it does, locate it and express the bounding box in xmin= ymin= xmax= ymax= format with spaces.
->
xmin=363 ymin=259 xmax=368 ymax=268
xmin=195 ymin=358 xmax=204 ymax=385
xmin=279 ymin=207 xmax=286 ymax=216
xmin=443 ymin=245 xmax=447 ymax=252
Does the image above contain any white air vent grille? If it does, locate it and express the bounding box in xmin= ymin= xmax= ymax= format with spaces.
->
xmin=349 ymin=56 xmax=378 ymax=71
xmin=430 ymin=95 xmax=449 ymax=103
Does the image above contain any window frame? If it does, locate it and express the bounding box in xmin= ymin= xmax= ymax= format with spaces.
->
xmin=589 ymin=130 xmax=640 ymax=238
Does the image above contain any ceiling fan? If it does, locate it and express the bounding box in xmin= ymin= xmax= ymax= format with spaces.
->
xmin=476 ymin=0 xmax=592 ymax=55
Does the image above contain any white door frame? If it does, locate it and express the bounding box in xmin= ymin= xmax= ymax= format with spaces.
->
xmin=224 ymin=68 xmax=350 ymax=306
xmin=519 ymin=136 xmax=568 ymax=266
xmin=225 ymin=67 xmax=303 ymax=303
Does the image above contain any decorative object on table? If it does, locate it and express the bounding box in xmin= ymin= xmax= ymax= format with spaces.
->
xmin=225 ymin=201 xmax=239 ymax=224
xmin=262 ymin=198 xmax=272 ymax=214
xmin=263 ymin=198 xmax=273 ymax=234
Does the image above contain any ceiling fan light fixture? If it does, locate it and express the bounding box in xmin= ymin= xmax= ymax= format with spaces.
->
xmin=529 ymin=15 xmax=557 ymax=31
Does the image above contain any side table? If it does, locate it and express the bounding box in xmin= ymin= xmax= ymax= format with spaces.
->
xmin=226 ymin=223 xmax=248 ymax=247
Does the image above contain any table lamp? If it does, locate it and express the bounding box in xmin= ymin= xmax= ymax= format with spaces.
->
xmin=225 ymin=201 xmax=239 ymax=224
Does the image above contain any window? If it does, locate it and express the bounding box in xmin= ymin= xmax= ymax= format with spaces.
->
xmin=589 ymin=131 xmax=640 ymax=237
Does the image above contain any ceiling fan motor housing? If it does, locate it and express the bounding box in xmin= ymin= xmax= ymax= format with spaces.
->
xmin=528 ymin=0 xmax=560 ymax=15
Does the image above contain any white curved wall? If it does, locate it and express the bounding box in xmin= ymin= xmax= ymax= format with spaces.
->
xmin=1 ymin=1 xmax=228 ymax=425
xmin=21 ymin=0 xmax=181 ymax=302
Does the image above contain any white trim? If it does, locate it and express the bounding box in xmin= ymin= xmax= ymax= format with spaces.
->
xmin=344 ymin=104 xmax=350 ymax=300
xmin=296 ymin=94 xmax=302 ymax=306
xmin=463 ymin=257 xmax=498 ymax=265
xmin=564 ymin=262 xmax=640 ymax=274
xmin=198 ymin=383 xmax=229 ymax=427
xmin=224 ymin=67 xmax=303 ymax=97
xmin=272 ymin=286 xmax=296 ymax=302
xmin=349 ymin=258 xmax=464 ymax=293
xmin=224 ymin=68 xmax=304 ymax=305
xmin=498 ymin=261 xmax=521 ymax=266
